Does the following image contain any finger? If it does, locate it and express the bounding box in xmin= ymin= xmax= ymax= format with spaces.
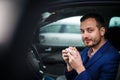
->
xmin=67 ymin=47 xmax=76 ymax=56
xmin=67 ymin=52 xmax=73 ymax=60
xmin=62 ymin=50 xmax=65 ymax=53
xmin=62 ymin=47 xmax=69 ymax=53
xmin=69 ymin=47 xmax=77 ymax=52
xmin=66 ymin=48 xmax=71 ymax=53
xmin=71 ymin=47 xmax=80 ymax=56
xmin=63 ymin=53 xmax=69 ymax=57
xmin=73 ymin=47 xmax=77 ymax=51
xmin=62 ymin=49 xmax=68 ymax=54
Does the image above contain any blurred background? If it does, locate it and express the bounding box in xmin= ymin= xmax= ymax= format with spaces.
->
xmin=0 ymin=0 xmax=26 ymax=54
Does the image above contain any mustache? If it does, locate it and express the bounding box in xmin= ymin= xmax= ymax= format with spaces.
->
xmin=83 ymin=37 xmax=91 ymax=41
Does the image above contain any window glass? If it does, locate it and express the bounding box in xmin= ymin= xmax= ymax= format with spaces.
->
xmin=40 ymin=24 xmax=61 ymax=33
xmin=109 ymin=17 xmax=120 ymax=27
xmin=39 ymin=16 xmax=85 ymax=47
xmin=40 ymin=16 xmax=82 ymax=33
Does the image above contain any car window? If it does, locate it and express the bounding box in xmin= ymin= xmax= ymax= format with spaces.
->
xmin=39 ymin=16 xmax=85 ymax=47
xmin=40 ymin=16 xmax=82 ymax=34
xmin=40 ymin=24 xmax=61 ymax=33
xmin=109 ymin=16 xmax=120 ymax=27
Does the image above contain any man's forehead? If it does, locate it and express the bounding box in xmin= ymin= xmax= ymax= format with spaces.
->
xmin=80 ymin=19 xmax=97 ymax=29
xmin=80 ymin=26 xmax=95 ymax=30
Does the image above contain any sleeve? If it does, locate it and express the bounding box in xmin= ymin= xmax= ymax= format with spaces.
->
xmin=99 ymin=56 xmax=120 ymax=80
xmin=74 ymin=70 xmax=92 ymax=80
xmin=65 ymin=69 xmax=77 ymax=80
xmin=73 ymin=59 xmax=119 ymax=80
xmin=65 ymin=69 xmax=92 ymax=80
xmin=74 ymin=53 xmax=120 ymax=80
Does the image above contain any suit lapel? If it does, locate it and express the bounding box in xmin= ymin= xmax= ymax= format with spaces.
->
xmin=85 ymin=51 xmax=103 ymax=68
xmin=81 ymin=48 xmax=89 ymax=65
xmin=84 ymin=41 xmax=110 ymax=68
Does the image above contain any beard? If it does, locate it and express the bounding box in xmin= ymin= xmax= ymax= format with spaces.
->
xmin=83 ymin=37 xmax=101 ymax=48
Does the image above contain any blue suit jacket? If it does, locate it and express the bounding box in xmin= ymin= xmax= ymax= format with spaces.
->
xmin=65 ymin=41 xmax=120 ymax=80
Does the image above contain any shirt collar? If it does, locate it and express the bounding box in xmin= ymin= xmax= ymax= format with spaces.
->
xmin=88 ymin=48 xmax=96 ymax=58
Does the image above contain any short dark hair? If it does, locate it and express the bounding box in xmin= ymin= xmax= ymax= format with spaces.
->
xmin=80 ymin=13 xmax=107 ymax=29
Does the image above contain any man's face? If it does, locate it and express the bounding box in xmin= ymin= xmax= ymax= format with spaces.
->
xmin=80 ymin=18 xmax=104 ymax=47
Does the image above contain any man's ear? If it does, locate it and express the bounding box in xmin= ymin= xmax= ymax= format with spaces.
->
xmin=100 ymin=27 xmax=106 ymax=36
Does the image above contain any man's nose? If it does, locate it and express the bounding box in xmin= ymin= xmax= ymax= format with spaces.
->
xmin=82 ymin=31 xmax=89 ymax=38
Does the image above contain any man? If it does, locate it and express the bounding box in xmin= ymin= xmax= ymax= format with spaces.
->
xmin=62 ymin=13 xmax=120 ymax=80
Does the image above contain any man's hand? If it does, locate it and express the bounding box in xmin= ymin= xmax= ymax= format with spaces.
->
xmin=67 ymin=47 xmax=85 ymax=74
xmin=62 ymin=47 xmax=73 ymax=71
xmin=62 ymin=47 xmax=85 ymax=74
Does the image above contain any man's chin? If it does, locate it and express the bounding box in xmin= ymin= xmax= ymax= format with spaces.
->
xmin=85 ymin=44 xmax=93 ymax=47
xmin=86 ymin=45 xmax=91 ymax=48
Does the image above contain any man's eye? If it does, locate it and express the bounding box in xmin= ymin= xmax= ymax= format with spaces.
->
xmin=88 ymin=29 xmax=93 ymax=33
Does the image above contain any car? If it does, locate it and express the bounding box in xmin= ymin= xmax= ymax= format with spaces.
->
xmin=0 ymin=0 xmax=120 ymax=80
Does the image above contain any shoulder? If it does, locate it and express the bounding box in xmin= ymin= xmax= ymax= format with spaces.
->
xmin=102 ymin=41 xmax=120 ymax=61
xmin=100 ymin=41 xmax=118 ymax=53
